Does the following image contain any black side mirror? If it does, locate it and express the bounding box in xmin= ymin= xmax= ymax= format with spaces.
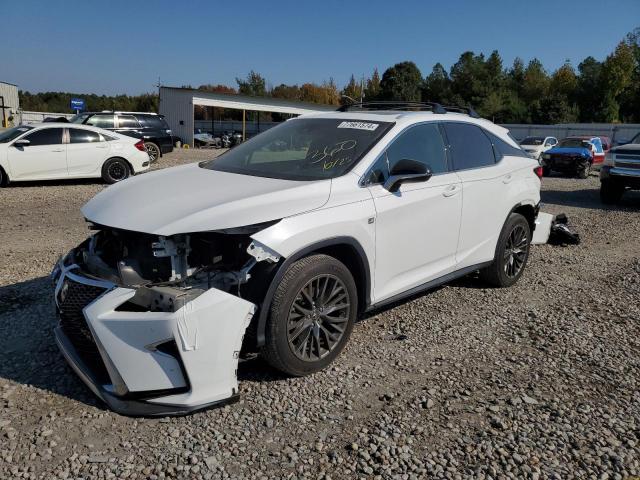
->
xmin=383 ymin=159 xmax=432 ymax=192
xmin=13 ymin=139 xmax=30 ymax=148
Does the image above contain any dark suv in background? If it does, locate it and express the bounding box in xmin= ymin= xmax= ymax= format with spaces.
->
xmin=69 ymin=112 xmax=173 ymax=162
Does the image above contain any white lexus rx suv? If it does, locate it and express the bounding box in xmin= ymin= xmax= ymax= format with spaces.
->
xmin=51 ymin=102 xmax=542 ymax=415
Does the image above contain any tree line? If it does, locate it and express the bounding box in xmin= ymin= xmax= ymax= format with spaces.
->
xmin=19 ymin=28 xmax=639 ymax=124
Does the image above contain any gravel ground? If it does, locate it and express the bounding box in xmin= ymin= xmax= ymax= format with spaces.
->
xmin=0 ymin=149 xmax=639 ymax=479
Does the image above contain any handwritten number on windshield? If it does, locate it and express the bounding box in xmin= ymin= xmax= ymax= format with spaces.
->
xmin=308 ymin=140 xmax=357 ymax=170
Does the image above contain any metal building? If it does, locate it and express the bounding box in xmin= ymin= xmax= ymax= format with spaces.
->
xmin=159 ymin=86 xmax=334 ymax=147
xmin=0 ymin=81 xmax=19 ymax=128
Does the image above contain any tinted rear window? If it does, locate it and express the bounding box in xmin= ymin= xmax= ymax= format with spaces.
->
xmin=69 ymin=129 xmax=102 ymax=143
xmin=443 ymin=123 xmax=496 ymax=170
xmin=139 ymin=115 xmax=168 ymax=129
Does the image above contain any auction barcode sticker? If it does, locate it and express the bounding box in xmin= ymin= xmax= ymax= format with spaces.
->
xmin=337 ymin=121 xmax=379 ymax=131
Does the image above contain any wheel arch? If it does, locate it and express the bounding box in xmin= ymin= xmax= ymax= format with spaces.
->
xmin=103 ymin=156 xmax=134 ymax=175
xmin=511 ymin=202 xmax=538 ymax=234
xmin=253 ymin=237 xmax=371 ymax=348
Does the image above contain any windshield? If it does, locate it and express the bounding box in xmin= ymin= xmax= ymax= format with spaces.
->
xmin=0 ymin=126 xmax=33 ymax=143
xmin=200 ymin=118 xmax=393 ymax=181
xmin=520 ymin=136 xmax=544 ymax=146
xmin=559 ymin=138 xmax=591 ymax=149
xmin=69 ymin=113 xmax=91 ymax=124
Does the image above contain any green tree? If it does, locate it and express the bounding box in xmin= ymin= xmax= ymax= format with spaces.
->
xmin=599 ymin=41 xmax=636 ymax=121
xmin=576 ymin=56 xmax=603 ymax=121
xmin=379 ymin=61 xmax=423 ymax=102
xmin=422 ymin=63 xmax=451 ymax=103
xmin=236 ymin=71 xmax=267 ymax=97
xmin=364 ymin=68 xmax=381 ymax=101
xmin=449 ymin=52 xmax=490 ymax=106
xmin=341 ymin=74 xmax=364 ymax=104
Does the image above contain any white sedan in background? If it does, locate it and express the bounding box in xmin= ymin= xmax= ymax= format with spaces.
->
xmin=519 ymin=136 xmax=558 ymax=160
xmin=0 ymin=123 xmax=150 ymax=186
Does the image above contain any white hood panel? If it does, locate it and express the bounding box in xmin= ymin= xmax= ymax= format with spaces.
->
xmin=81 ymin=163 xmax=331 ymax=235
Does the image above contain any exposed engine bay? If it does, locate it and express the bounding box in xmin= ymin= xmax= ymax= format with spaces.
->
xmin=72 ymin=222 xmax=281 ymax=316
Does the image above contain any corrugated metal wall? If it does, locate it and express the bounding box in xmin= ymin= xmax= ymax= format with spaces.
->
xmin=19 ymin=111 xmax=75 ymax=124
xmin=159 ymin=88 xmax=194 ymax=146
xmin=502 ymin=123 xmax=640 ymax=144
xmin=0 ymin=82 xmax=19 ymax=127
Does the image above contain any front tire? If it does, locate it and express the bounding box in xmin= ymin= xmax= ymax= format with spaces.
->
xmin=101 ymin=158 xmax=131 ymax=184
xmin=261 ymin=254 xmax=357 ymax=376
xmin=480 ymin=213 xmax=531 ymax=288
xmin=600 ymin=180 xmax=625 ymax=204
xmin=0 ymin=167 xmax=8 ymax=187
xmin=577 ymin=160 xmax=591 ymax=179
xmin=144 ymin=142 xmax=161 ymax=163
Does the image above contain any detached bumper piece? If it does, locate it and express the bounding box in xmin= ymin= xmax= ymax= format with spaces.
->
xmin=51 ymin=259 xmax=255 ymax=417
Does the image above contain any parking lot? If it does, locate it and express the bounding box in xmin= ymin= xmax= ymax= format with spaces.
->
xmin=0 ymin=149 xmax=639 ymax=479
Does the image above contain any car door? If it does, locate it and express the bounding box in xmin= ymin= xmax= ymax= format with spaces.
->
xmin=441 ymin=122 xmax=511 ymax=269
xmin=66 ymin=128 xmax=110 ymax=176
xmin=366 ymin=122 xmax=463 ymax=302
xmin=7 ymin=127 xmax=67 ymax=180
xmin=590 ymin=138 xmax=605 ymax=167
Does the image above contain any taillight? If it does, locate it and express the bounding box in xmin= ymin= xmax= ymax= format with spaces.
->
xmin=533 ymin=166 xmax=544 ymax=179
xmin=134 ymin=139 xmax=146 ymax=152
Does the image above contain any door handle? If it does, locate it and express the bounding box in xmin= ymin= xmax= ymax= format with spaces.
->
xmin=442 ymin=184 xmax=460 ymax=197
xmin=502 ymin=174 xmax=513 ymax=184
xmin=51 ymin=149 xmax=64 ymax=152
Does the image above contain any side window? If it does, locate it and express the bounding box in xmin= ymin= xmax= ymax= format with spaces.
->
xmin=368 ymin=123 xmax=447 ymax=184
xmin=118 ymin=115 xmax=141 ymax=128
xmin=69 ymin=129 xmax=102 ymax=144
xmin=23 ymin=128 xmax=64 ymax=146
xmin=443 ymin=123 xmax=496 ymax=170
xmin=487 ymin=132 xmax=530 ymax=159
xmin=86 ymin=115 xmax=115 ymax=129
xmin=140 ymin=115 xmax=169 ymax=130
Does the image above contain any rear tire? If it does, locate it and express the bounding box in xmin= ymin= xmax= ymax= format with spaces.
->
xmin=600 ymin=180 xmax=625 ymax=204
xmin=480 ymin=213 xmax=531 ymax=288
xmin=261 ymin=254 xmax=357 ymax=376
xmin=144 ymin=142 xmax=160 ymax=163
xmin=101 ymin=158 xmax=130 ymax=184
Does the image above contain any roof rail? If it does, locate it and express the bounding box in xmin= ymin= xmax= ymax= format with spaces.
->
xmin=441 ymin=105 xmax=480 ymax=118
xmin=337 ymin=101 xmax=480 ymax=118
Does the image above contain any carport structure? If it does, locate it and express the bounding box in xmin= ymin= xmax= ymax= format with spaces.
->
xmin=159 ymin=86 xmax=335 ymax=147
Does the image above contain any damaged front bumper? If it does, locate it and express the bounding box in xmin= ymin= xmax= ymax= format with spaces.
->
xmin=51 ymin=254 xmax=256 ymax=416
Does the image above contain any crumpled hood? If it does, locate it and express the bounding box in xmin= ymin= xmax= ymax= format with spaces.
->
xmin=82 ymin=163 xmax=331 ymax=235
xmin=547 ymin=147 xmax=592 ymax=157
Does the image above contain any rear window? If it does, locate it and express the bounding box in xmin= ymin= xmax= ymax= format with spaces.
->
xmin=86 ymin=115 xmax=115 ymax=129
xmin=69 ymin=129 xmax=102 ymax=143
xmin=118 ymin=115 xmax=141 ymax=128
xmin=443 ymin=123 xmax=496 ymax=170
xmin=139 ymin=115 xmax=169 ymax=129
xmin=520 ymin=136 xmax=544 ymax=146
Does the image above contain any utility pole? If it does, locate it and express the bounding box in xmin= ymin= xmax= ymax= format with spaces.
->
xmin=156 ymin=76 xmax=161 ymax=113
